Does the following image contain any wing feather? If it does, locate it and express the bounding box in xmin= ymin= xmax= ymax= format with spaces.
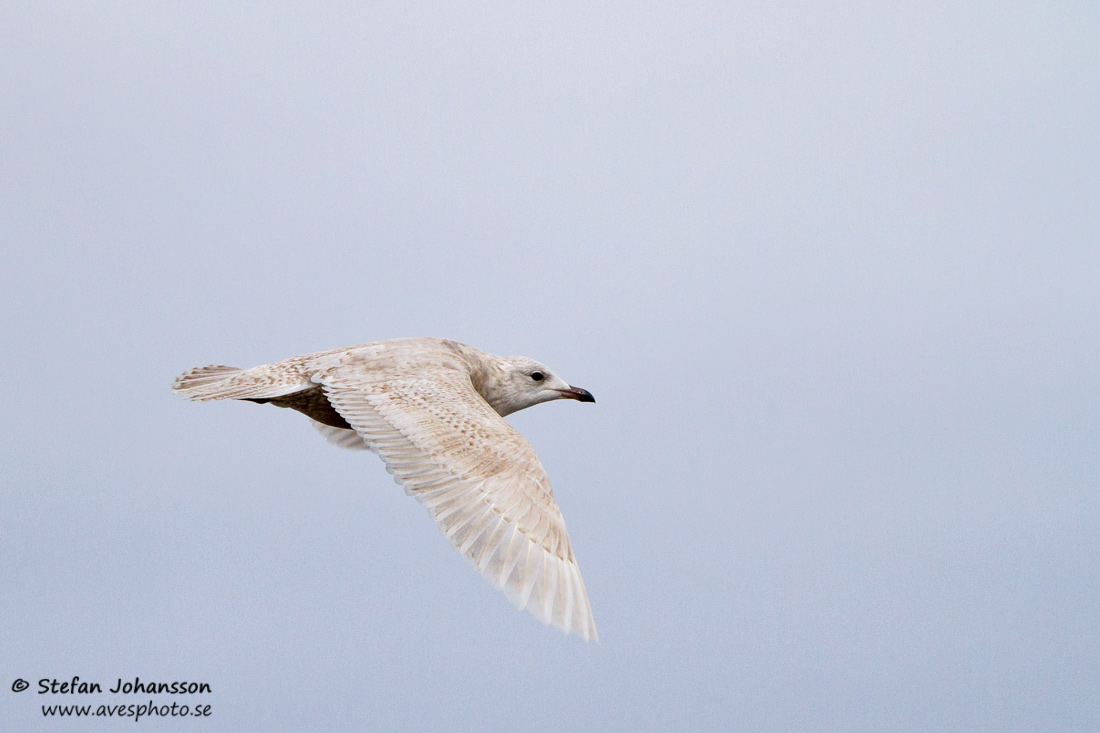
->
xmin=311 ymin=422 xmax=370 ymax=450
xmin=319 ymin=367 xmax=596 ymax=641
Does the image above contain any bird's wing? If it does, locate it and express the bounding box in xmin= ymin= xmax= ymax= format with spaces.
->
xmin=311 ymin=421 xmax=370 ymax=450
xmin=317 ymin=365 xmax=597 ymax=641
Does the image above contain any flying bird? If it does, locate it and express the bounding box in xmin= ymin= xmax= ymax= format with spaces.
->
xmin=172 ymin=337 xmax=597 ymax=640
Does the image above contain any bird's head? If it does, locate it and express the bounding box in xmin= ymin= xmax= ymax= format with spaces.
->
xmin=483 ymin=356 xmax=595 ymax=417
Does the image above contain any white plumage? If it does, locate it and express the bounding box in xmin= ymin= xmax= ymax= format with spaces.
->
xmin=172 ymin=337 xmax=597 ymax=640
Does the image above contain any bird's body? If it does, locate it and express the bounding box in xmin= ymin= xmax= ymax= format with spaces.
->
xmin=172 ymin=337 xmax=597 ymax=640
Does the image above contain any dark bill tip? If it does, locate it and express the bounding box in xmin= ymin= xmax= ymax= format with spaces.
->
xmin=561 ymin=385 xmax=595 ymax=403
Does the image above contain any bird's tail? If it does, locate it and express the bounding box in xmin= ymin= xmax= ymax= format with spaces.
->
xmin=172 ymin=361 xmax=317 ymax=402
xmin=171 ymin=365 xmax=246 ymax=401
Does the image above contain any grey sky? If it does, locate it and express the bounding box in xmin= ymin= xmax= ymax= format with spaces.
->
xmin=2 ymin=2 xmax=1099 ymax=731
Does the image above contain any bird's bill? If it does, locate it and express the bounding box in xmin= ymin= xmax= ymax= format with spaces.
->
xmin=557 ymin=386 xmax=595 ymax=403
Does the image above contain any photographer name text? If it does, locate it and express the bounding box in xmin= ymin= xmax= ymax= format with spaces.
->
xmin=37 ymin=677 xmax=211 ymax=695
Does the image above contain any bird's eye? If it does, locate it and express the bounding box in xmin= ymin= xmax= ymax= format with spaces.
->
xmin=530 ymin=371 xmax=545 ymax=382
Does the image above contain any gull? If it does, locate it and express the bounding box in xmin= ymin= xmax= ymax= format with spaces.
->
xmin=172 ymin=337 xmax=597 ymax=640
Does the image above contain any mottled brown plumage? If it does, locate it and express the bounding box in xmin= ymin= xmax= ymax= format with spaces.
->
xmin=172 ymin=337 xmax=597 ymax=640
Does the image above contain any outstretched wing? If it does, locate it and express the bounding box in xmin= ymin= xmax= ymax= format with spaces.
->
xmin=311 ymin=421 xmax=370 ymax=450
xmin=318 ymin=367 xmax=597 ymax=641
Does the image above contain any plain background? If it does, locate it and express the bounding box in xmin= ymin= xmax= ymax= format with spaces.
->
xmin=2 ymin=2 xmax=1098 ymax=731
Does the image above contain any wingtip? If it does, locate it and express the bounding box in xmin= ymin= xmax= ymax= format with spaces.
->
xmin=497 ymin=542 xmax=597 ymax=642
